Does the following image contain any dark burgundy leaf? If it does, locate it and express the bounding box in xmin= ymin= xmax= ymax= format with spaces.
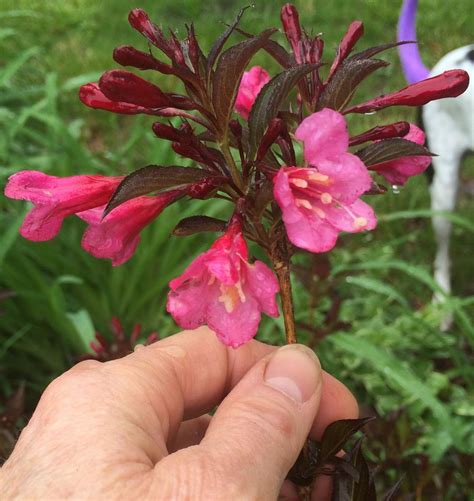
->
xmin=351 ymin=40 xmax=414 ymax=61
xmin=236 ymin=27 xmax=294 ymax=68
xmin=349 ymin=121 xmax=410 ymax=146
xmin=113 ymin=45 xmax=173 ymax=74
xmin=248 ymin=63 xmax=318 ymax=157
xmin=104 ymin=165 xmax=212 ymax=216
xmin=352 ymin=446 xmax=377 ymax=501
xmin=327 ymin=21 xmax=364 ymax=82
xmin=318 ymin=58 xmax=388 ymax=111
xmin=382 ymin=476 xmax=405 ymax=501
xmin=256 ymin=118 xmax=283 ymax=162
xmin=319 ymin=417 xmax=374 ymax=466
xmin=357 ymin=138 xmax=433 ymax=167
xmin=206 ymin=7 xmax=249 ymax=73
xmin=212 ymin=28 xmax=276 ymax=136
xmin=99 ymin=70 xmax=172 ymax=108
xmin=366 ymin=180 xmax=388 ymax=195
xmin=344 ymin=69 xmax=470 ymax=114
xmin=287 ymin=438 xmax=321 ymax=486
xmin=172 ymin=215 xmax=227 ymax=236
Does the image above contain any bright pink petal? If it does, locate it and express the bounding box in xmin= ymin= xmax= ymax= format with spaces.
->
xmin=4 ymin=171 xmax=122 ymax=241
xmin=322 ymin=198 xmax=377 ymax=233
xmin=295 ymin=108 xmax=349 ymax=164
xmin=317 ymin=155 xmax=372 ymax=203
xmin=167 ymin=223 xmax=279 ymax=347
xmin=235 ymin=66 xmax=271 ymax=120
xmin=245 ymin=261 xmax=280 ymax=317
xmin=79 ymin=193 xmax=176 ymax=266
xmin=207 ymin=292 xmax=261 ymax=348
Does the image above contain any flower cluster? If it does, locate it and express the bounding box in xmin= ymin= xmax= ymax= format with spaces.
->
xmin=5 ymin=4 xmax=469 ymax=347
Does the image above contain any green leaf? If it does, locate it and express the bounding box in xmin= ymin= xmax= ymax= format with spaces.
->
xmin=212 ymin=28 xmax=276 ymax=136
xmin=318 ymin=58 xmax=388 ymax=111
xmin=248 ymin=64 xmax=318 ymax=157
xmin=104 ymin=165 xmax=212 ymax=216
xmin=172 ymin=215 xmax=227 ymax=236
xmin=329 ymin=333 xmax=451 ymax=425
xmin=66 ymin=309 xmax=96 ymax=353
xmin=356 ymin=138 xmax=433 ymax=166
xmin=345 ymin=276 xmax=409 ymax=307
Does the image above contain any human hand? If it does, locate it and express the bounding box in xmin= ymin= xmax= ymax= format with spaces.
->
xmin=0 ymin=327 xmax=358 ymax=500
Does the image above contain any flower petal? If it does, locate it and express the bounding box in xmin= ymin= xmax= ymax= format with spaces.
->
xmin=295 ymin=108 xmax=349 ymax=164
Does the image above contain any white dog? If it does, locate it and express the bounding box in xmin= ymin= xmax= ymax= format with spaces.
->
xmin=398 ymin=0 xmax=473 ymax=306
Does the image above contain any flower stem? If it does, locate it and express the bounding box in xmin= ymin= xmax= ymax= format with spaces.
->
xmin=275 ymin=261 xmax=297 ymax=344
xmin=270 ymin=228 xmax=297 ymax=345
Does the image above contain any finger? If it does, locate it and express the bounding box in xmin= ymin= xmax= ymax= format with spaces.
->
xmin=311 ymin=371 xmax=359 ymax=439
xmin=169 ymin=414 xmax=212 ymax=453
xmin=101 ymin=326 xmax=274 ymax=453
xmin=159 ymin=345 xmax=323 ymax=499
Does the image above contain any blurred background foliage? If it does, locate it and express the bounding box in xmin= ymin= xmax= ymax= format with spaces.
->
xmin=0 ymin=0 xmax=473 ymax=497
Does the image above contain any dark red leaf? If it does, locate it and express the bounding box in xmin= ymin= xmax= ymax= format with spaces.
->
xmin=350 ymin=40 xmax=414 ymax=61
xmin=248 ymin=63 xmax=318 ymax=157
xmin=349 ymin=121 xmax=410 ymax=146
xmin=99 ymin=70 xmax=172 ymax=108
xmin=318 ymin=58 xmax=388 ymax=111
xmin=352 ymin=445 xmax=376 ymax=501
xmin=345 ymin=69 xmax=470 ymax=113
xmin=104 ymin=165 xmax=214 ymax=216
xmin=319 ymin=417 xmax=375 ymax=466
xmin=356 ymin=138 xmax=433 ymax=167
xmin=256 ymin=118 xmax=283 ymax=162
xmin=206 ymin=7 xmax=249 ymax=73
xmin=172 ymin=215 xmax=227 ymax=236
xmin=212 ymin=28 xmax=276 ymax=136
xmin=327 ymin=21 xmax=364 ymax=82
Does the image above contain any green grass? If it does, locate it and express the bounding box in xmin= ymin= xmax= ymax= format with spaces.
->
xmin=1 ymin=0 xmax=473 ymax=496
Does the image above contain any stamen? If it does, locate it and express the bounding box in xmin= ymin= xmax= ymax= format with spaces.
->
xmin=218 ymin=283 xmax=245 ymax=313
xmin=207 ymin=275 xmax=216 ymax=285
xmin=296 ymin=198 xmax=313 ymax=210
xmin=290 ymin=178 xmax=308 ymax=188
xmin=314 ymin=207 xmax=326 ymax=218
xmin=320 ymin=192 xmax=332 ymax=204
xmin=353 ymin=217 xmax=368 ymax=229
xmin=309 ymin=172 xmax=330 ymax=185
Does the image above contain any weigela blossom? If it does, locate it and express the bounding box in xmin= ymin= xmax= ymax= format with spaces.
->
xmin=370 ymin=124 xmax=431 ymax=185
xmin=78 ymin=191 xmax=182 ymax=266
xmin=235 ymin=66 xmax=271 ymax=120
xmin=4 ymin=171 xmax=123 ymax=241
xmin=274 ymin=108 xmax=376 ymax=253
xmin=167 ymin=220 xmax=279 ymax=347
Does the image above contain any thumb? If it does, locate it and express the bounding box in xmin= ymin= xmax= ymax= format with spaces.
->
xmin=199 ymin=344 xmax=322 ymax=498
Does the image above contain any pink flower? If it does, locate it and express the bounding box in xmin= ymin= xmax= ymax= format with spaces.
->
xmin=273 ymin=108 xmax=376 ymax=253
xmin=167 ymin=220 xmax=279 ymax=348
xmin=370 ymin=124 xmax=431 ymax=185
xmin=4 ymin=171 xmax=123 ymax=241
xmin=77 ymin=191 xmax=181 ymax=266
xmin=235 ymin=66 xmax=271 ymax=120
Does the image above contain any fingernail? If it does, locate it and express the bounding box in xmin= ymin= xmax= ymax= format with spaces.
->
xmin=264 ymin=345 xmax=321 ymax=403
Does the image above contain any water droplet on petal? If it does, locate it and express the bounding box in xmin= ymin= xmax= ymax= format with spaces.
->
xmin=364 ymin=111 xmax=376 ymax=116
xmin=391 ymin=184 xmax=400 ymax=194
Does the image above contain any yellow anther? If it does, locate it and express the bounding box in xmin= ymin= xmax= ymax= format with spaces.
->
xmin=309 ymin=172 xmax=330 ymax=185
xmin=296 ymin=198 xmax=313 ymax=210
xmin=290 ymin=178 xmax=308 ymax=188
xmin=320 ymin=192 xmax=332 ymax=204
xmin=353 ymin=217 xmax=368 ymax=229
xmin=314 ymin=207 xmax=326 ymax=218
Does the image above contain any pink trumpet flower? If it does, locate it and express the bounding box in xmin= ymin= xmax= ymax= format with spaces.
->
xmin=167 ymin=219 xmax=279 ymax=348
xmin=235 ymin=66 xmax=271 ymax=120
xmin=4 ymin=171 xmax=123 ymax=241
xmin=369 ymin=124 xmax=432 ymax=185
xmin=273 ymin=108 xmax=376 ymax=253
xmin=78 ymin=191 xmax=182 ymax=266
